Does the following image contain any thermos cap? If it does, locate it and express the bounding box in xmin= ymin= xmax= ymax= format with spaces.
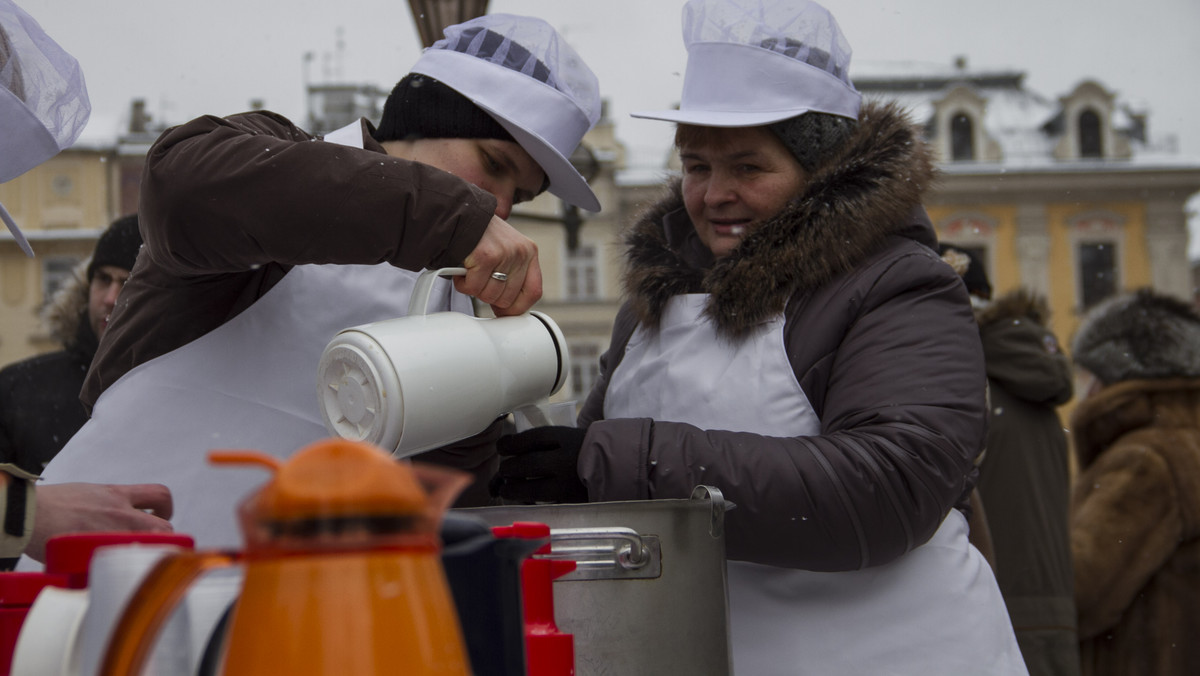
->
xmin=223 ymin=439 xmax=428 ymax=522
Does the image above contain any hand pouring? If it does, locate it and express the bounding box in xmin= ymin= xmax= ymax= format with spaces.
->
xmin=98 ymin=439 xmax=474 ymax=676
xmin=317 ymin=267 xmax=570 ymax=457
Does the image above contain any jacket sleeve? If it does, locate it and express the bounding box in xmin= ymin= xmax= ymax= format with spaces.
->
xmin=139 ymin=112 xmax=498 ymax=275
xmin=577 ymin=246 xmax=986 ymax=571
xmin=1070 ymin=439 xmax=1182 ymax=639
xmin=0 ymin=464 xmax=39 ymax=559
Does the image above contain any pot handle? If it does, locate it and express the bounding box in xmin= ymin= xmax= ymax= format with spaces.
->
xmin=547 ymin=527 xmax=650 ymax=569
xmin=536 ymin=527 xmax=662 ymax=581
xmin=408 ymin=267 xmax=467 ymax=316
xmin=691 ymin=485 xmax=731 ymax=539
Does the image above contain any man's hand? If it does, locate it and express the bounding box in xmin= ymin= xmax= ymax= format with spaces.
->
xmin=456 ymin=215 xmax=543 ymax=316
xmin=26 ymin=483 xmax=174 ymax=563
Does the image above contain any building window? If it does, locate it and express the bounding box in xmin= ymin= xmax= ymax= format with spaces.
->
xmin=569 ymin=342 xmax=601 ymax=401
xmin=566 ymin=245 xmax=599 ymax=301
xmin=1079 ymin=109 xmax=1103 ymax=158
xmin=1078 ymin=241 xmax=1117 ymax=309
xmin=950 ymin=112 xmax=975 ymax=161
xmin=51 ymin=174 xmax=74 ymax=198
xmin=42 ymin=256 xmax=80 ymax=305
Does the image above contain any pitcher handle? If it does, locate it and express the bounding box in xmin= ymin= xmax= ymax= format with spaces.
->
xmin=98 ymin=550 xmax=238 ymax=676
xmin=407 ymin=267 xmax=467 ymax=317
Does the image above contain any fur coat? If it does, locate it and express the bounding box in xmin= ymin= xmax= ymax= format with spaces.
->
xmin=1070 ymin=290 xmax=1200 ymax=676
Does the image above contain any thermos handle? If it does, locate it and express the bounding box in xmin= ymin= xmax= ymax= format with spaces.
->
xmin=98 ymin=551 xmax=237 ymax=676
xmin=407 ymin=267 xmax=467 ymax=317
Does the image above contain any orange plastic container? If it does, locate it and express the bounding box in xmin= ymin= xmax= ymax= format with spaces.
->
xmin=99 ymin=439 xmax=472 ymax=676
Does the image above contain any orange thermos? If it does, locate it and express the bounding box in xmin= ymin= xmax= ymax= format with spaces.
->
xmin=98 ymin=439 xmax=473 ymax=676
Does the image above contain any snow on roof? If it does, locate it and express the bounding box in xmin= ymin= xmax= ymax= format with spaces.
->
xmin=853 ymin=62 xmax=1200 ymax=169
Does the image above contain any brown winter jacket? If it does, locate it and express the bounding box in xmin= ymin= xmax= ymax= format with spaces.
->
xmin=577 ymin=101 xmax=988 ymax=571
xmin=1070 ymin=377 xmax=1200 ymax=676
xmin=85 ymin=111 xmax=496 ymax=407
xmin=81 ymin=111 xmax=502 ymax=503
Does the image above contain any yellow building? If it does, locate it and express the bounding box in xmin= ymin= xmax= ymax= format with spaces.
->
xmin=0 ymin=146 xmax=115 ymax=366
xmin=854 ymin=63 xmax=1200 ymax=349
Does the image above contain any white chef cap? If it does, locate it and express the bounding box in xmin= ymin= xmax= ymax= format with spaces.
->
xmin=0 ymin=0 xmax=91 ymax=256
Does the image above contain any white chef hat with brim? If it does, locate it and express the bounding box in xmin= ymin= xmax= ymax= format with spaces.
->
xmin=409 ymin=13 xmax=602 ymax=212
xmin=0 ymin=0 xmax=91 ymax=257
xmin=632 ymin=0 xmax=861 ymax=128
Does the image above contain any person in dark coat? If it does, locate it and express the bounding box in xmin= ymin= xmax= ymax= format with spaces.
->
xmin=940 ymin=244 xmax=1082 ymax=676
xmin=1069 ymin=288 xmax=1200 ymax=676
xmin=490 ymin=1 xmax=1026 ymax=672
xmin=0 ymin=214 xmax=143 ymax=474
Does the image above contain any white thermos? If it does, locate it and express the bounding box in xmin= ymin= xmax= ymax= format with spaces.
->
xmin=317 ymin=267 xmax=570 ymax=457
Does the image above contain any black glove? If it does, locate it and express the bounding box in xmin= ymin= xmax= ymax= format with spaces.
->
xmin=489 ymin=426 xmax=589 ymax=504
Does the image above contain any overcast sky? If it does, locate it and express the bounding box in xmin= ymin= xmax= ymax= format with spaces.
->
xmin=18 ymin=0 xmax=1200 ymax=248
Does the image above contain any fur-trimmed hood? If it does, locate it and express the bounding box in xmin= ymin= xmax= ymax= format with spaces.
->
xmin=622 ymin=100 xmax=937 ymax=339
xmin=40 ymin=258 xmax=97 ymax=358
xmin=974 ymin=288 xmax=1050 ymax=328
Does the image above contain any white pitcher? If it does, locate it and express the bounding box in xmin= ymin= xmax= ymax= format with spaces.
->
xmin=317 ymin=267 xmax=570 ymax=457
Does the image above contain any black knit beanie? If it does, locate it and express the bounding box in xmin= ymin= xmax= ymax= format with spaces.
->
xmin=87 ymin=213 xmax=142 ymax=281
xmin=373 ymin=73 xmax=515 ymax=144
xmin=768 ymin=111 xmax=857 ymax=174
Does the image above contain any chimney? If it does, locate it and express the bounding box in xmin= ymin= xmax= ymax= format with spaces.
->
xmin=129 ymin=99 xmax=151 ymax=133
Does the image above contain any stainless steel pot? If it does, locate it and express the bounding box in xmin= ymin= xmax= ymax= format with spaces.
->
xmin=457 ymin=486 xmax=731 ymax=676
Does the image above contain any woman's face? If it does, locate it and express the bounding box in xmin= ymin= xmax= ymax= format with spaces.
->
xmin=679 ymin=126 xmax=807 ymax=259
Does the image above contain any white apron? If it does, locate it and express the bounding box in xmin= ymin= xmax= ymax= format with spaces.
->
xmin=26 ymin=122 xmax=475 ymax=554
xmin=605 ymin=295 xmax=1027 ymax=676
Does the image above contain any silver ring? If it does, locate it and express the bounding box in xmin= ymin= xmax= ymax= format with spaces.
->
xmin=490 ymin=271 xmax=509 ymax=282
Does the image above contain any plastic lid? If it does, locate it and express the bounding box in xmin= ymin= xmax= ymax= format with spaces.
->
xmin=43 ymin=532 xmax=196 ymax=589
xmin=210 ymin=439 xmax=428 ymax=523
xmin=0 ymin=571 xmax=68 ymax=606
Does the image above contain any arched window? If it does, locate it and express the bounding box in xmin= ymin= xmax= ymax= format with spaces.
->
xmin=950 ymin=112 xmax=975 ymax=161
xmin=1079 ymin=109 xmax=1103 ymax=158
